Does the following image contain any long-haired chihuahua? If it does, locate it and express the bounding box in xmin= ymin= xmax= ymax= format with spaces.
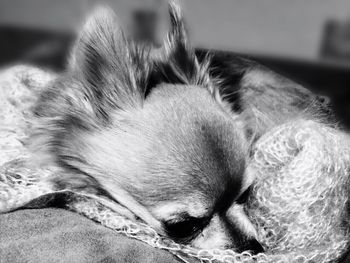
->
xmin=29 ymin=0 xmax=327 ymax=254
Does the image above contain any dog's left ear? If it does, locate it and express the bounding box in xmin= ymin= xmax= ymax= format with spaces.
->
xmin=70 ymin=6 xmax=150 ymax=116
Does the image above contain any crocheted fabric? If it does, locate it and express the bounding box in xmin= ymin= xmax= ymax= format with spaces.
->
xmin=0 ymin=66 xmax=349 ymax=263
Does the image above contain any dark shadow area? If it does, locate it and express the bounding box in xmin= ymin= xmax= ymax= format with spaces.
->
xmin=0 ymin=26 xmax=72 ymax=70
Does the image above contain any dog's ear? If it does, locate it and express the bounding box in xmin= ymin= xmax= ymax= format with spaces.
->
xmin=150 ymin=0 xmax=212 ymax=88
xmin=70 ymin=6 xmax=150 ymax=116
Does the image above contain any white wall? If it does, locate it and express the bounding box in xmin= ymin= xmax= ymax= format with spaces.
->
xmin=0 ymin=0 xmax=349 ymax=60
xmin=183 ymin=0 xmax=350 ymax=60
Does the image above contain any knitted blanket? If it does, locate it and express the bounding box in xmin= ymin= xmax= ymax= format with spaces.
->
xmin=0 ymin=66 xmax=349 ymax=263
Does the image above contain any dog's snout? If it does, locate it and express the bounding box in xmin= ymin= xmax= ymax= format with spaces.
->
xmin=238 ymin=239 xmax=265 ymax=254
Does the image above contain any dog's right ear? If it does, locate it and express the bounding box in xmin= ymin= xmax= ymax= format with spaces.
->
xmin=69 ymin=6 xmax=150 ymax=118
xmin=146 ymin=0 xmax=214 ymax=95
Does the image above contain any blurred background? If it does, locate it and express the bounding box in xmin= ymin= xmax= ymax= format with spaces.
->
xmin=0 ymin=0 xmax=350 ymax=125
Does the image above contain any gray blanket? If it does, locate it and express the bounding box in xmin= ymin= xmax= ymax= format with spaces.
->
xmin=0 ymin=208 xmax=180 ymax=263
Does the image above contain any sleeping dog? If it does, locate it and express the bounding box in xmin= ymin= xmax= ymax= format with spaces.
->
xmin=29 ymin=0 xmax=329 ymax=253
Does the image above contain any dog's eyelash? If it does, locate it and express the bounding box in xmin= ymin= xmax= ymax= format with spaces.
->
xmin=236 ymin=186 xmax=252 ymax=204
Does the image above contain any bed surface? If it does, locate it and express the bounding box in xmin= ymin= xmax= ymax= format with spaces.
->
xmin=0 ymin=208 xmax=181 ymax=263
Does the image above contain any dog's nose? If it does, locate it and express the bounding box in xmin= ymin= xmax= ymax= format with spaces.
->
xmin=238 ymin=239 xmax=265 ymax=254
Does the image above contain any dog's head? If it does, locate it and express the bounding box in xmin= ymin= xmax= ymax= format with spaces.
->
xmin=32 ymin=0 xmax=263 ymax=253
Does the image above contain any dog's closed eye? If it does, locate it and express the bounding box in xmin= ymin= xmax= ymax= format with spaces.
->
xmin=235 ymin=186 xmax=252 ymax=204
xmin=163 ymin=215 xmax=209 ymax=242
